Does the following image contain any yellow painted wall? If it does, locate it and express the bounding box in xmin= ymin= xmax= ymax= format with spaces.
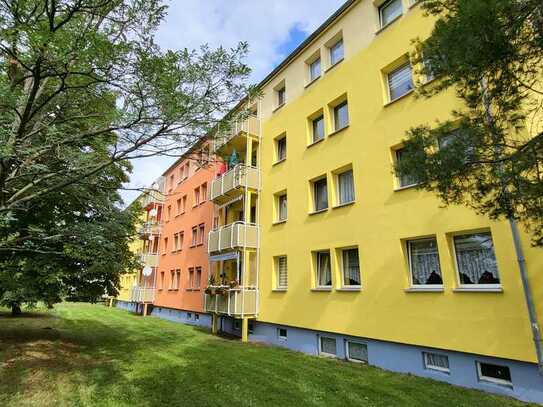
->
xmin=257 ymin=0 xmax=543 ymax=363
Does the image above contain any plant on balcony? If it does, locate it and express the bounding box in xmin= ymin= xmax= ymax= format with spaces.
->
xmin=228 ymin=280 xmax=239 ymax=289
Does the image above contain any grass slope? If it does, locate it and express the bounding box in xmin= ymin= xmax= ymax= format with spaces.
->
xmin=0 ymin=303 xmax=533 ymax=407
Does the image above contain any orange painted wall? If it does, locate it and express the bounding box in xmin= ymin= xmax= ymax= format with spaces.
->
xmin=153 ymin=143 xmax=216 ymax=312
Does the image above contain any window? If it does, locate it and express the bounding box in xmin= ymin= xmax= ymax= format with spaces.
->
xmin=182 ymin=195 xmax=187 ymax=213
xmin=277 ymin=86 xmax=286 ymax=107
xmin=169 ymin=270 xmax=175 ymax=289
xmin=187 ymin=312 xmax=192 ymax=320
xmin=160 ymin=271 xmax=165 ymax=289
xmin=320 ymin=336 xmax=337 ymax=356
xmin=175 ymin=270 xmax=181 ymax=289
xmin=213 ymin=216 xmax=220 ymax=230
xmin=233 ymin=320 xmax=241 ymax=331
xmin=188 ymin=267 xmax=194 ymax=288
xmin=201 ymin=183 xmax=207 ymax=203
xmin=388 ymin=62 xmax=413 ymax=101
xmin=198 ymin=224 xmax=205 ymax=245
xmin=312 ymin=115 xmax=325 ymax=143
xmin=422 ymin=57 xmax=436 ymax=82
xmin=330 ymin=39 xmax=344 ymax=65
xmin=395 ymin=148 xmax=419 ymax=188
xmin=342 ymin=248 xmax=361 ymax=287
xmin=346 ymin=341 xmax=368 ymax=363
xmin=333 ymin=102 xmax=349 ymax=131
xmin=195 ymin=314 xmax=199 ymax=321
xmin=309 ymin=57 xmax=321 ymax=82
xmin=337 ymin=169 xmax=354 ymax=205
xmin=276 ymin=136 xmax=287 ymax=162
xmin=454 ymin=232 xmax=500 ymax=286
xmin=277 ymin=194 xmax=287 ymax=222
xmin=169 ymin=174 xmax=174 ymax=191
xmin=313 ymin=178 xmax=328 ymax=212
xmin=316 ymin=251 xmax=332 ymax=288
xmin=379 ymin=0 xmax=403 ymax=28
xmin=275 ymin=256 xmax=288 ymax=289
xmin=195 ymin=267 xmax=202 ymax=289
xmin=173 ymin=233 xmax=179 ymax=252
xmin=167 ymin=205 xmax=172 ymax=221
xmin=176 ymin=198 xmax=182 ymax=215
xmin=407 ymin=238 xmax=443 ymax=286
xmin=477 ymin=362 xmax=512 ymax=387
xmin=278 ymin=328 xmax=288 ymax=340
xmin=191 ymin=227 xmax=198 ymax=247
xmin=163 ymin=237 xmax=168 ymax=254
xmin=423 ymin=352 xmax=450 ymax=373
xmin=194 ymin=187 xmax=200 ymax=206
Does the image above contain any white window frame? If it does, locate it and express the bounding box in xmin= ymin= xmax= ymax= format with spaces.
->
xmin=346 ymin=340 xmax=368 ymax=363
xmin=309 ymin=57 xmax=321 ymax=82
xmin=379 ymin=0 xmax=403 ymax=28
xmin=315 ymin=251 xmax=332 ymax=288
xmin=312 ymin=115 xmax=325 ymax=143
xmin=277 ymin=87 xmax=286 ymax=107
xmin=387 ymin=62 xmax=413 ymax=102
xmin=277 ymin=194 xmax=287 ymax=222
xmin=277 ymin=328 xmax=288 ymax=341
xmin=452 ymin=232 xmax=501 ymax=290
xmin=476 ymin=361 xmax=513 ymax=387
xmin=336 ymin=169 xmax=355 ymax=206
xmin=329 ymin=39 xmax=344 ymax=66
xmin=423 ymin=352 xmax=450 ymax=373
xmin=319 ymin=336 xmax=337 ymax=357
xmin=276 ymin=136 xmax=287 ymax=162
xmin=407 ymin=238 xmax=443 ymax=289
xmin=275 ymin=256 xmax=288 ymax=290
xmin=341 ymin=247 xmax=361 ymax=288
xmin=395 ymin=147 xmax=419 ymax=188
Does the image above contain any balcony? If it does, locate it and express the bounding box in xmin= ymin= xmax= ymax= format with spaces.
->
xmin=129 ymin=287 xmax=155 ymax=303
xmin=138 ymin=221 xmax=162 ymax=239
xmin=139 ymin=253 xmax=159 ymax=268
xmin=208 ymin=222 xmax=259 ymax=253
xmin=140 ymin=177 xmax=165 ymax=209
xmin=214 ymin=115 xmax=260 ymax=153
xmin=210 ymin=165 xmax=260 ymax=205
xmin=204 ymin=286 xmax=258 ymax=317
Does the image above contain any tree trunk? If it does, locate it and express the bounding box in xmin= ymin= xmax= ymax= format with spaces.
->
xmin=11 ymin=303 xmax=22 ymax=316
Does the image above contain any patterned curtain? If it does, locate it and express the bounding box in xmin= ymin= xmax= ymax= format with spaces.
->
xmin=454 ymin=233 xmax=499 ymax=285
xmin=343 ymin=248 xmax=360 ymax=285
xmin=409 ymin=239 xmax=442 ymax=285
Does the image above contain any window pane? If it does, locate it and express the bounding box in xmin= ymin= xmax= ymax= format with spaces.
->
xmin=314 ymin=178 xmax=328 ymax=211
xmin=388 ymin=63 xmax=413 ymax=101
xmin=348 ymin=342 xmax=368 ymax=362
xmin=317 ymin=252 xmax=332 ymax=287
xmin=396 ymin=148 xmax=418 ymax=187
xmin=310 ymin=58 xmax=321 ymax=81
xmin=454 ymin=233 xmax=500 ymax=285
xmin=312 ymin=116 xmax=324 ymax=142
xmin=278 ymin=195 xmax=287 ymax=221
xmin=338 ymin=170 xmax=355 ymax=204
xmin=278 ymin=88 xmax=285 ymax=105
xmin=330 ymin=40 xmax=344 ymax=65
xmin=277 ymin=256 xmax=288 ymax=288
xmin=277 ymin=137 xmax=286 ymax=161
xmin=408 ymin=239 xmax=442 ymax=286
xmin=334 ymin=102 xmax=349 ymax=131
xmin=320 ymin=337 xmax=337 ymax=355
xmin=380 ymin=0 xmax=403 ymax=27
xmin=342 ymin=248 xmax=360 ymax=286
xmin=424 ymin=352 xmax=449 ymax=372
xmin=479 ymin=363 xmax=512 ymax=383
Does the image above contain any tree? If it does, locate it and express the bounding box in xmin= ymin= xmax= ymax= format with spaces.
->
xmin=396 ymin=0 xmax=543 ymax=246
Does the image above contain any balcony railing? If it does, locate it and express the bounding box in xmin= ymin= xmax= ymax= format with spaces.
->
xmin=208 ymin=222 xmax=259 ymax=253
xmin=140 ymin=177 xmax=166 ymax=208
xmin=129 ymin=287 xmax=155 ymax=303
xmin=214 ymin=115 xmax=260 ymax=152
xmin=139 ymin=253 xmax=159 ymax=268
xmin=204 ymin=286 xmax=258 ymax=317
xmin=210 ymin=164 xmax=260 ymax=203
xmin=138 ymin=221 xmax=162 ymax=238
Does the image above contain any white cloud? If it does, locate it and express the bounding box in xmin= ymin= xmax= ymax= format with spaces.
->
xmin=122 ymin=0 xmax=345 ymax=205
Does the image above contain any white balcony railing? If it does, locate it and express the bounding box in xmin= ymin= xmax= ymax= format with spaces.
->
xmin=140 ymin=177 xmax=166 ymax=208
xmin=204 ymin=286 xmax=258 ymax=317
xmin=138 ymin=221 xmax=162 ymax=238
xmin=208 ymin=222 xmax=259 ymax=253
xmin=139 ymin=253 xmax=159 ymax=268
xmin=129 ymin=287 xmax=155 ymax=303
xmin=214 ymin=115 xmax=260 ymax=152
xmin=210 ymin=164 xmax=260 ymax=203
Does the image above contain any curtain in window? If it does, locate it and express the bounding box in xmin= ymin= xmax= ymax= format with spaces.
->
xmin=388 ymin=63 xmax=413 ymax=100
xmin=313 ymin=117 xmax=324 ymax=142
xmin=339 ymin=170 xmax=355 ymax=204
xmin=409 ymin=239 xmax=442 ymax=285
xmin=279 ymin=195 xmax=287 ymax=220
xmin=381 ymin=0 xmax=403 ymax=26
xmin=330 ymin=40 xmax=344 ymax=65
xmin=454 ymin=233 xmax=500 ymax=285
xmin=314 ymin=180 xmax=328 ymax=211
xmin=396 ymin=148 xmax=418 ymax=187
xmin=277 ymin=257 xmax=288 ymax=288
xmin=343 ymin=249 xmax=360 ymax=286
xmin=317 ymin=252 xmax=331 ymax=286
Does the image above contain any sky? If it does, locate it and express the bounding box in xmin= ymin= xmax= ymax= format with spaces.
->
xmin=121 ymin=0 xmax=346 ymax=205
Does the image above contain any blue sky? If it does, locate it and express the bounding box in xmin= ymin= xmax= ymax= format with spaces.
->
xmin=122 ymin=0 xmax=346 ymax=204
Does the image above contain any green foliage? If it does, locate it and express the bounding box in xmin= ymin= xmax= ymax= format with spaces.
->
xmin=397 ymin=0 xmax=543 ymax=245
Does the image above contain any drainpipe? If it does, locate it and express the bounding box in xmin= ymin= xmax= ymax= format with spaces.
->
xmin=481 ymin=78 xmax=543 ymax=373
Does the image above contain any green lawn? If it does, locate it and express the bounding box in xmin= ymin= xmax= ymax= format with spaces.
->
xmin=0 ymin=303 xmax=533 ymax=407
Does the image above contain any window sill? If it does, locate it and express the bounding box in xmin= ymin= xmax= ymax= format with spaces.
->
xmin=272 ymin=158 xmax=286 ymax=166
xmin=332 ymin=201 xmax=355 ymax=210
xmin=307 ymin=137 xmax=325 ymax=149
xmin=309 ymin=208 xmax=328 ymax=216
xmin=325 ymin=58 xmax=344 ymax=73
xmin=273 ymin=103 xmax=286 ymax=114
xmin=328 ymin=125 xmax=349 ymax=138
xmin=311 ymin=287 xmax=332 ymax=292
xmin=337 ymin=287 xmax=361 ymax=292
xmin=384 ymin=89 xmax=415 ymax=107
xmin=453 ymin=287 xmax=503 ymax=293
xmin=304 ymin=76 xmax=321 ymax=89
xmin=404 ymin=287 xmax=444 ymax=293
xmin=272 ymin=288 xmax=287 ymax=293
xmin=375 ymin=14 xmax=403 ymax=35
xmin=273 ymin=220 xmax=287 ymax=225
xmin=394 ymin=182 xmax=421 ymax=192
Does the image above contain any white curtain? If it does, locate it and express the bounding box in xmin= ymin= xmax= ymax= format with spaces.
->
xmin=317 ymin=252 xmax=331 ymax=286
xmin=409 ymin=239 xmax=442 ymax=285
xmin=343 ymin=248 xmax=360 ymax=286
xmin=455 ymin=233 xmax=499 ymax=284
xmin=339 ymin=170 xmax=355 ymax=204
xmin=388 ymin=63 xmax=413 ymax=100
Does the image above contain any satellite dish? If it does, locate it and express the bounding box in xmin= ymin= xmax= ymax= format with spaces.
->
xmin=142 ymin=266 xmax=153 ymax=277
xmin=149 ymin=208 xmax=158 ymax=217
xmin=148 ymin=234 xmax=154 ymax=241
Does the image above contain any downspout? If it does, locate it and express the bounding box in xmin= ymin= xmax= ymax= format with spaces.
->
xmin=481 ymin=78 xmax=543 ymax=373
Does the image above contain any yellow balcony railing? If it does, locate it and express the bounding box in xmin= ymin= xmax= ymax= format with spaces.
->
xmin=129 ymin=287 xmax=155 ymax=303
xmin=204 ymin=286 xmax=258 ymax=317
xmin=138 ymin=221 xmax=162 ymax=239
xmin=214 ymin=115 xmax=260 ymax=152
xmin=139 ymin=253 xmax=159 ymax=268
xmin=208 ymin=222 xmax=259 ymax=253
xmin=210 ymin=164 xmax=260 ymax=204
